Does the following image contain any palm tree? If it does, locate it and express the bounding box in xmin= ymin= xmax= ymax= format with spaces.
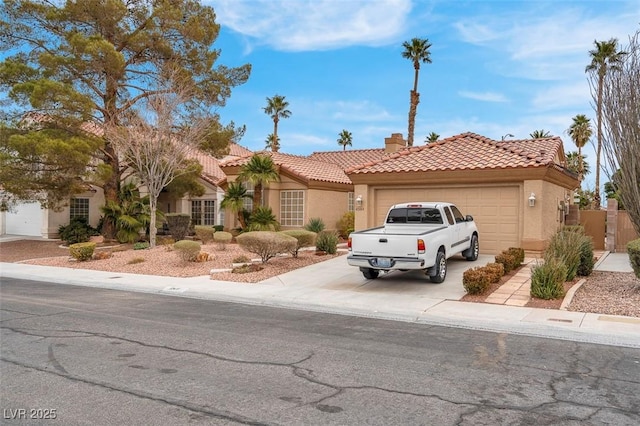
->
xmin=529 ymin=129 xmax=551 ymax=139
xmin=237 ymin=154 xmax=280 ymax=213
xmin=565 ymin=151 xmax=591 ymax=178
xmin=265 ymin=133 xmax=280 ymax=152
xmin=425 ymin=132 xmax=440 ymax=143
xmin=100 ymin=182 xmax=151 ymax=243
xmin=586 ymin=38 xmax=626 ymax=209
xmin=566 ymin=114 xmax=593 ymax=182
xmin=337 ymin=129 xmax=353 ymax=151
xmin=401 ymin=37 xmax=432 ymax=147
xmin=263 ymin=95 xmax=291 ymax=152
xmin=221 ymin=181 xmax=252 ymax=229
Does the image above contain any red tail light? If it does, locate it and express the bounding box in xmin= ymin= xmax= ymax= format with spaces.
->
xmin=348 ymin=237 xmax=352 ymax=250
xmin=417 ymin=239 xmax=425 ymax=254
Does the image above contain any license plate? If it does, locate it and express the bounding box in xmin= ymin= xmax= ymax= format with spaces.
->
xmin=377 ymin=258 xmax=391 ymax=268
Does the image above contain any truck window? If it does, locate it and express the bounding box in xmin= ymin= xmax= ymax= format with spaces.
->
xmin=387 ymin=208 xmax=443 ymax=224
xmin=421 ymin=208 xmax=443 ymax=224
xmin=387 ymin=208 xmax=407 ymax=223
xmin=444 ymin=207 xmax=455 ymax=225
xmin=450 ymin=206 xmax=465 ymax=223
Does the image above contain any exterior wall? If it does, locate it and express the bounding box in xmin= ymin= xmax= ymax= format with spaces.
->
xmin=305 ymin=189 xmax=350 ymax=231
xmin=521 ymin=179 xmax=569 ymax=252
xmin=45 ymin=188 xmax=105 ymax=239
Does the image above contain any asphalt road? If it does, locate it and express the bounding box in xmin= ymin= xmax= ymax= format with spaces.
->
xmin=1 ymin=278 xmax=639 ymax=425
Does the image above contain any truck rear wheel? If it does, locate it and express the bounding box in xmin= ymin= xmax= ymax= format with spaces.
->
xmin=362 ymin=268 xmax=379 ymax=279
xmin=429 ymin=251 xmax=447 ymax=283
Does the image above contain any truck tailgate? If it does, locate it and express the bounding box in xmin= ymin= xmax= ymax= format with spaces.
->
xmin=350 ymin=226 xmax=445 ymax=258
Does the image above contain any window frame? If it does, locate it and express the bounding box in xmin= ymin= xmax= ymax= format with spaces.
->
xmin=279 ymin=190 xmax=305 ymax=227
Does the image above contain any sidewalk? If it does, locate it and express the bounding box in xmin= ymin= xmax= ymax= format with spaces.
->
xmin=1 ymin=251 xmax=638 ymax=349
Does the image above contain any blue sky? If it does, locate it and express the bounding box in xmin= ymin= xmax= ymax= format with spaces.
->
xmin=206 ymin=0 xmax=639 ymax=192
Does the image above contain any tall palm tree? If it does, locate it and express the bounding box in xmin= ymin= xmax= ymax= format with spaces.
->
xmin=566 ymin=114 xmax=593 ymax=182
xmin=265 ymin=133 xmax=280 ymax=152
xmin=586 ymin=38 xmax=626 ymax=209
xmin=565 ymin=151 xmax=591 ymax=178
xmin=401 ymin=37 xmax=432 ymax=147
xmin=425 ymin=132 xmax=440 ymax=143
xmin=237 ymin=154 xmax=279 ymax=213
xmin=529 ymin=129 xmax=551 ymax=139
xmin=337 ymin=129 xmax=353 ymax=151
xmin=263 ymin=95 xmax=291 ymax=152
xmin=221 ymin=181 xmax=252 ymax=228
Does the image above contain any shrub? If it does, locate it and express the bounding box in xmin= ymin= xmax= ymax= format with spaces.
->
xmin=194 ymin=225 xmax=215 ymax=244
xmin=156 ymin=236 xmax=175 ymax=246
xmin=165 ymin=213 xmax=191 ymax=241
xmin=133 ymin=242 xmax=149 ymax=250
xmin=544 ymin=229 xmax=582 ymax=281
xmin=247 ymin=206 xmax=280 ymax=231
xmin=69 ymin=242 xmax=96 ymax=261
xmin=507 ymin=247 xmax=525 ymax=266
xmin=280 ymin=230 xmax=317 ymax=257
xmin=93 ymin=251 xmax=112 ymax=260
xmin=628 ymin=238 xmax=640 ymax=279
xmin=530 ymin=258 xmax=567 ymax=300
xmin=577 ymin=236 xmax=595 ymax=277
xmin=236 ymin=231 xmax=297 ymax=263
xmin=495 ymin=252 xmax=516 ymax=274
xmin=484 ymin=262 xmax=505 ymax=284
xmin=213 ymin=231 xmax=233 ymax=250
xmin=232 ymin=264 xmax=263 ymax=274
xmin=304 ymin=217 xmax=325 ymax=233
xmin=337 ymin=212 xmax=355 ymax=238
xmin=127 ymin=257 xmax=145 ymax=265
xmin=58 ymin=217 xmax=99 ymax=245
xmin=232 ymin=255 xmax=251 ymax=264
xmin=196 ymin=252 xmax=210 ymax=262
xmin=463 ymin=267 xmax=491 ymax=295
xmin=173 ymin=240 xmax=201 ymax=262
xmin=316 ymin=230 xmax=339 ymax=254
xmin=213 ymin=225 xmax=224 ymax=232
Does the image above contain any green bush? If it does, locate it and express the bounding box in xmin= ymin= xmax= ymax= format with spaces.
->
xmin=236 ymin=231 xmax=297 ymax=263
xmin=544 ymin=228 xmax=583 ymax=281
xmin=495 ymin=252 xmax=516 ymax=274
xmin=530 ymin=258 xmax=567 ymax=300
xmin=337 ymin=211 xmax=355 ymax=238
xmin=213 ymin=231 xmax=233 ymax=250
xmin=69 ymin=242 xmax=96 ymax=261
xmin=247 ymin=206 xmax=280 ymax=231
xmin=58 ymin=217 xmax=99 ymax=245
xmin=280 ymin=230 xmax=317 ymax=257
xmin=628 ymin=238 xmax=640 ymax=279
xmin=463 ymin=267 xmax=491 ymax=295
xmin=173 ymin=240 xmax=201 ymax=262
xmin=165 ymin=213 xmax=191 ymax=241
xmin=133 ymin=242 xmax=149 ymax=250
xmin=316 ymin=230 xmax=339 ymax=254
xmin=304 ymin=217 xmax=325 ymax=233
xmin=577 ymin=236 xmax=595 ymax=277
xmin=484 ymin=262 xmax=505 ymax=284
xmin=507 ymin=247 xmax=525 ymax=266
xmin=194 ymin=225 xmax=215 ymax=244
xmin=213 ymin=225 xmax=224 ymax=232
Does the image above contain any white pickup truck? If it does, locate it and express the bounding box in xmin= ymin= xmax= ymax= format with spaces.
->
xmin=347 ymin=202 xmax=479 ymax=282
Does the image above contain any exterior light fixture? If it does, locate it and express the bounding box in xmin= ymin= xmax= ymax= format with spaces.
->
xmin=528 ymin=192 xmax=536 ymax=207
xmin=356 ymin=195 xmax=363 ymax=208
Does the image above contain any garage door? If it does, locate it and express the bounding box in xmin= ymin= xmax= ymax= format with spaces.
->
xmin=374 ymin=186 xmax=519 ymax=254
xmin=5 ymin=202 xmax=43 ymax=237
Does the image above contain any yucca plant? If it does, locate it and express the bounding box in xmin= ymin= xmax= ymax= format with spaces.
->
xmin=304 ymin=217 xmax=325 ymax=233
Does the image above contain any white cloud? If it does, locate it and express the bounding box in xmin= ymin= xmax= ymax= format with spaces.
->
xmin=458 ymin=91 xmax=508 ymax=103
xmin=206 ymin=0 xmax=412 ymax=51
xmin=531 ymin=81 xmax=592 ymax=112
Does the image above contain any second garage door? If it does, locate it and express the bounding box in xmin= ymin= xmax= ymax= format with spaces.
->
xmin=374 ymin=185 xmax=520 ymax=254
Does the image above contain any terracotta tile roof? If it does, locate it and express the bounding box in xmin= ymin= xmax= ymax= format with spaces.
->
xmin=189 ymin=143 xmax=253 ymax=186
xmin=308 ymin=148 xmax=387 ymax=170
xmin=221 ymin=151 xmax=352 ymax=185
xmin=346 ymin=132 xmax=565 ymax=175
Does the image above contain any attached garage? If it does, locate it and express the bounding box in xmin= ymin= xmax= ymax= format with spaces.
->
xmin=348 ymin=133 xmax=579 ymax=254
xmin=3 ymin=201 xmax=44 ymax=236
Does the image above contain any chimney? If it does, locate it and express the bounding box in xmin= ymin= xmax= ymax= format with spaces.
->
xmin=384 ymin=133 xmax=406 ymax=153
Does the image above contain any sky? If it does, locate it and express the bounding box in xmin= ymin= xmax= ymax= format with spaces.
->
xmin=205 ymin=0 xmax=639 ymax=193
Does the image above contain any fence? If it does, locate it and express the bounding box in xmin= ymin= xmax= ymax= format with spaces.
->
xmin=606 ymin=199 xmax=639 ymax=252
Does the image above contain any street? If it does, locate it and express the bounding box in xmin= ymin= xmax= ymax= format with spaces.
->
xmin=1 ymin=278 xmax=639 ymax=425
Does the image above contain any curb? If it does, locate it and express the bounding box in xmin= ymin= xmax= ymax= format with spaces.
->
xmin=560 ymin=278 xmax=586 ymax=310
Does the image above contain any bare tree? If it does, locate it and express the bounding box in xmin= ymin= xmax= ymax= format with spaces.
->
xmin=596 ymin=29 xmax=640 ymax=234
xmin=107 ymin=70 xmax=212 ymax=247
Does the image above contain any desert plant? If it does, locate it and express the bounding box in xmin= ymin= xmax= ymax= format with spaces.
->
xmin=133 ymin=242 xmax=149 ymax=250
xmin=628 ymin=238 xmax=640 ymax=279
xmin=236 ymin=231 xmax=297 ymax=263
xmin=173 ymin=240 xmax=201 ymax=262
xmin=213 ymin=225 xmax=224 ymax=232
xmin=127 ymin=257 xmax=146 ymax=265
xmin=495 ymin=252 xmax=516 ymax=274
xmin=305 ymin=217 xmax=325 ymax=233
xmin=213 ymin=231 xmax=233 ymax=250
xmin=58 ymin=217 xmax=99 ymax=245
xmin=544 ymin=228 xmax=583 ymax=281
xmin=577 ymin=236 xmax=595 ymax=276
xmin=463 ymin=267 xmax=490 ymax=294
xmin=100 ymin=182 xmax=152 ymax=243
xmin=280 ymin=229 xmax=317 ymax=257
xmin=507 ymin=247 xmax=525 ymax=266
xmin=337 ymin=211 xmax=355 ymax=238
xmin=232 ymin=255 xmax=251 ymax=264
xmin=194 ymin=225 xmax=215 ymax=244
xmin=165 ymin=213 xmax=191 ymax=241
xmin=196 ymin=252 xmax=210 ymax=262
xmin=316 ymin=230 xmax=339 ymax=254
xmin=247 ymin=206 xmax=280 ymax=231
xmin=530 ymin=258 xmax=567 ymax=300
xmin=69 ymin=242 xmax=96 ymax=261
xmin=484 ymin=262 xmax=505 ymax=284
xmin=92 ymin=251 xmax=112 ymax=260
xmin=157 ymin=236 xmax=175 ymax=246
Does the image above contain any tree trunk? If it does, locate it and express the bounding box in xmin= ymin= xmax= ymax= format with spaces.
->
xmin=594 ymin=72 xmax=604 ymax=209
xmin=253 ymin=182 xmax=262 ymax=213
xmin=407 ymin=90 xmax=420 ymax=147
xmin=578 ymin=146 xmax=583 ymax=183
xmin=149 ymin=198 xmax=157 ymax=248
xmin=273 ymin=119 xmax=279 ymax=152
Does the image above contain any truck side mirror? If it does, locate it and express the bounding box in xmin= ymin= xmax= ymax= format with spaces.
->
xmin=465 ymin=215 xmax=474 ymax=222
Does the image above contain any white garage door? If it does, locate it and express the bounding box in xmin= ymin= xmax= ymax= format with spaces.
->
xmin=374 ymin=186 xmax=520 ymax=254
xmin=5 ymin=202 xmax=44 ymax=237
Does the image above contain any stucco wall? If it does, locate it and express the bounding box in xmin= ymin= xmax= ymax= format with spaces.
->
xmin=45 ymin=188 xmax=105 ymax=238
xmin=305 ymin=189 xmax=350 ymax=231
xmin=520 ymin=179 xmax=569 ymax=252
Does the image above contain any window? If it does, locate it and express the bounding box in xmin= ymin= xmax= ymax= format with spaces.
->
xmin=450 ymin=205 xmax=465 ymax=223
xmin=386 ymin=207 xmax=443 ymax=224
xmin=70 ymin=198 xmax=89 ymax=221
xmin=444 ymin=207 xmax=455 ymax=225
xmin=348 ymin=192 xmax=354 ymax=212
xmin=280 ymin=190 xmax=304 ymax=226
xmin=191 ymin=200 xmax=216 ymax=225
xmin=243 ymin=182 xmax=254 ymax=213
